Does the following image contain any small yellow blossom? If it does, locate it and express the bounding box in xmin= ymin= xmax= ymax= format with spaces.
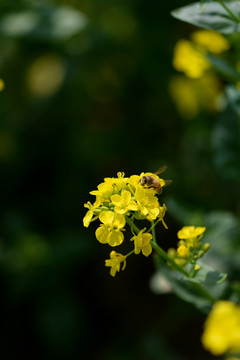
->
xmin=0 ymin=79 xmax=5 ymax=91
xmin=135 ymin=186 xmax=160 ymax=220
xmin=177 ymin=226 xmax=206 ymax=240
xmin=104 ymin=172 xmax=128 ymax=192
xmin=177 ymin=245 xmax=189 ymax=259
xmin=158 ymin=204 xmax=168 ymax=228
xmin=169 ymin=73 xmax=222 ymax=119
xmin=105 ymin=250 xmax=126 ymax=277
xmin=111 ymin=190 xmax=138 ymax=214
xmin=96 ymin=211 xmax=126 ymax=246
xmin=202 ymin=301 xmax=240 ymax=356
xmin=131 ymin=228 xmax=152 ymax=257
xmin=83 ymin=197 xmax=102 ymax=227
xmin=173 ymin=39 xmax=210 ymax=78
xmin=191 ymin=30 xmax=230 ymax=54
xmin=90 ymin=181 xmax=114 ymax=200
xmin=128 ymin=174 xmax=140 ymax=191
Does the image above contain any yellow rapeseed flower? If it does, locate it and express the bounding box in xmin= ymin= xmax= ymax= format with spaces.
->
xmin=90 ymin=181 xmax=114 ymax=200
xmin=158 ymin=203 xmax=168 ymax=228
xmin=131 ymin=228 xmax=152 ymax=257
xmin=105 ymin=250 xmax=126 ymax=277
xmin=177 ymin=226 xmax=206 ymax=240
xmin=202 ymin=301 xmax=240 ymax=356
xmin=191 ymin=29 xmax=230 ymax=54
xmin=173 ymin=39 xmax=210 ymax=78
xmin=83 ymin=197 xmax=102 ymax=227
xmin=135 ymin=186 xmax=160 ymax=220
xmin=95 ymin=211 xmax=126 ymax=246
xmin=110 ymin=190 xmax=138 ymax=214
xmin=177 ymin=245 xmax=189 ymax=259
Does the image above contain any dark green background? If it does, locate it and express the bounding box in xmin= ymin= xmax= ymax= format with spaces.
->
xmin=0 ymin=0 xmax=239 ymax=359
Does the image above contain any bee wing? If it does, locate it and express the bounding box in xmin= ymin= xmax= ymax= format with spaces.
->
xmin=164 ymin=180 xmax=172 ymax=186
xmin=155 ymin=166 xmax=167 ymax=175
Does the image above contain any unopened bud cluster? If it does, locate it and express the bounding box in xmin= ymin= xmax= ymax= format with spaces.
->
xmin=168 ymin=226 xmax=210 ymax=270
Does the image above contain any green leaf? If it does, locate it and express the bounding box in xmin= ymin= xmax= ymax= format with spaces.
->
xmin=171 ymin=1 xmax=240 ymax=34
xmin=227 ymin=354 xmax=240 ymax=359
xmin=212 ymin=108 xmax=240 ymax=180
xmin=154 ymin=257 xmax=228 ymax=313
xmin=226 ymin=84 xmax=240 ymax=116
xmin=183 ymin=261 xmax=227 ymax=285
xmin=154 ymin=258 xmax=213 ymax=313
xmin=207 ymin=54 xmax=240 ymax=82
xmin=0 ymin=5 xmax=88 ymax=40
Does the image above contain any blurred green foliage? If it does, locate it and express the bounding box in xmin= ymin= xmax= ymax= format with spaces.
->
xmin=0 ymin=0 xmax=239 ymax=359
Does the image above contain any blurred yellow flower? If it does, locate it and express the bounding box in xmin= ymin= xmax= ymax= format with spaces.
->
xmin=0 ymin=78 xmax=5 ymax=91
xmin=131 ymin=228 xmax=152 ymax=257
xmin=202 ymin=301 xmax=240 ymax=356
xmin=169 ymin=73 xmax=222 ymax=119
xmin=177 ymin=245 xmax=189 ymax=259
xmin=105 ymin=251 xmax=126 ymax=277
xmin=173 ymin=39 xmax=210 ymax=78
xmin=26 ymin=54 xmax=65 ymax=98
xmin=191 ymin=29 xmax=230 ymax=54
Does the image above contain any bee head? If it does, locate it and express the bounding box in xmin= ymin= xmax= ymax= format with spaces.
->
xmin=139 ymin=176 xmax=147 ymax=186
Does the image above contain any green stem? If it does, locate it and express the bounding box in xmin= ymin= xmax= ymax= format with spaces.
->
xmin=151 ymin=224 xmax=156 ymax=243
xmin=217 ymin=0 xmax=240 ymax=23
xmin=126 ymin=216 xmax=216 ymax=303
xmin=151 ymin=241 xmax=216 ymax=303
xmin=150 ymin=241 xmax=190 ymax=277
xmin=125 ymin=249 xmax=135 ymax=258
xmin=148 ymin=219 xmax=161 ymax=234
xmin=193 ymin=282 xmax=216 ymax=303
xmin=125 ymin=216 xmax=140 ymax=234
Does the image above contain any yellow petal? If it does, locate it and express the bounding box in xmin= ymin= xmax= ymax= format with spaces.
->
xmin=113 ymin=213 xmax=126 ymax=228
xmin=110 ymin=194 xmax=121 ymax=205
xmin=107 ymin=229 xmax=124 ymax=246
xmin=95 ymin=225 xmax=109 ymax=243
xmin=83 ymin=210 xmax=93 ymax=227
xmin=99 ymin=211 xmax=114 ymax=224
xmin=142 ymin=243 xmax=152 ymax=257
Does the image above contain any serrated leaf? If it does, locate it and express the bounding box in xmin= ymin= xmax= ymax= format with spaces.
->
xmin=171 ymin=1 xmax=240 ymax=34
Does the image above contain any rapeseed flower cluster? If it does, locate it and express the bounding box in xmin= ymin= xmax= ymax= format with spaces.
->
xmin=173 ymin=29 xmax=230 ymax=79
xmin=170 ymin=29 xmax=229 ymax=119
xmin=168 ymin=226 xmax=210 ymax=270
xmin=83 ymin=171 xmax=168 ymax=276
xmin=169 ymin=73 xmax=222 ymax=119
xmin=202 ymin=300 xmax=240 ymax=356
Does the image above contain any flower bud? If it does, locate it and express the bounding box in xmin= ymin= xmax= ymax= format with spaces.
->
xmin=203 ymin=243 xmax=210 ymax=253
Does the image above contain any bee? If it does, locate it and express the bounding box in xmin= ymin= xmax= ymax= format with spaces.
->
xmin=139 ymin=166 xmax=172 ymax=194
